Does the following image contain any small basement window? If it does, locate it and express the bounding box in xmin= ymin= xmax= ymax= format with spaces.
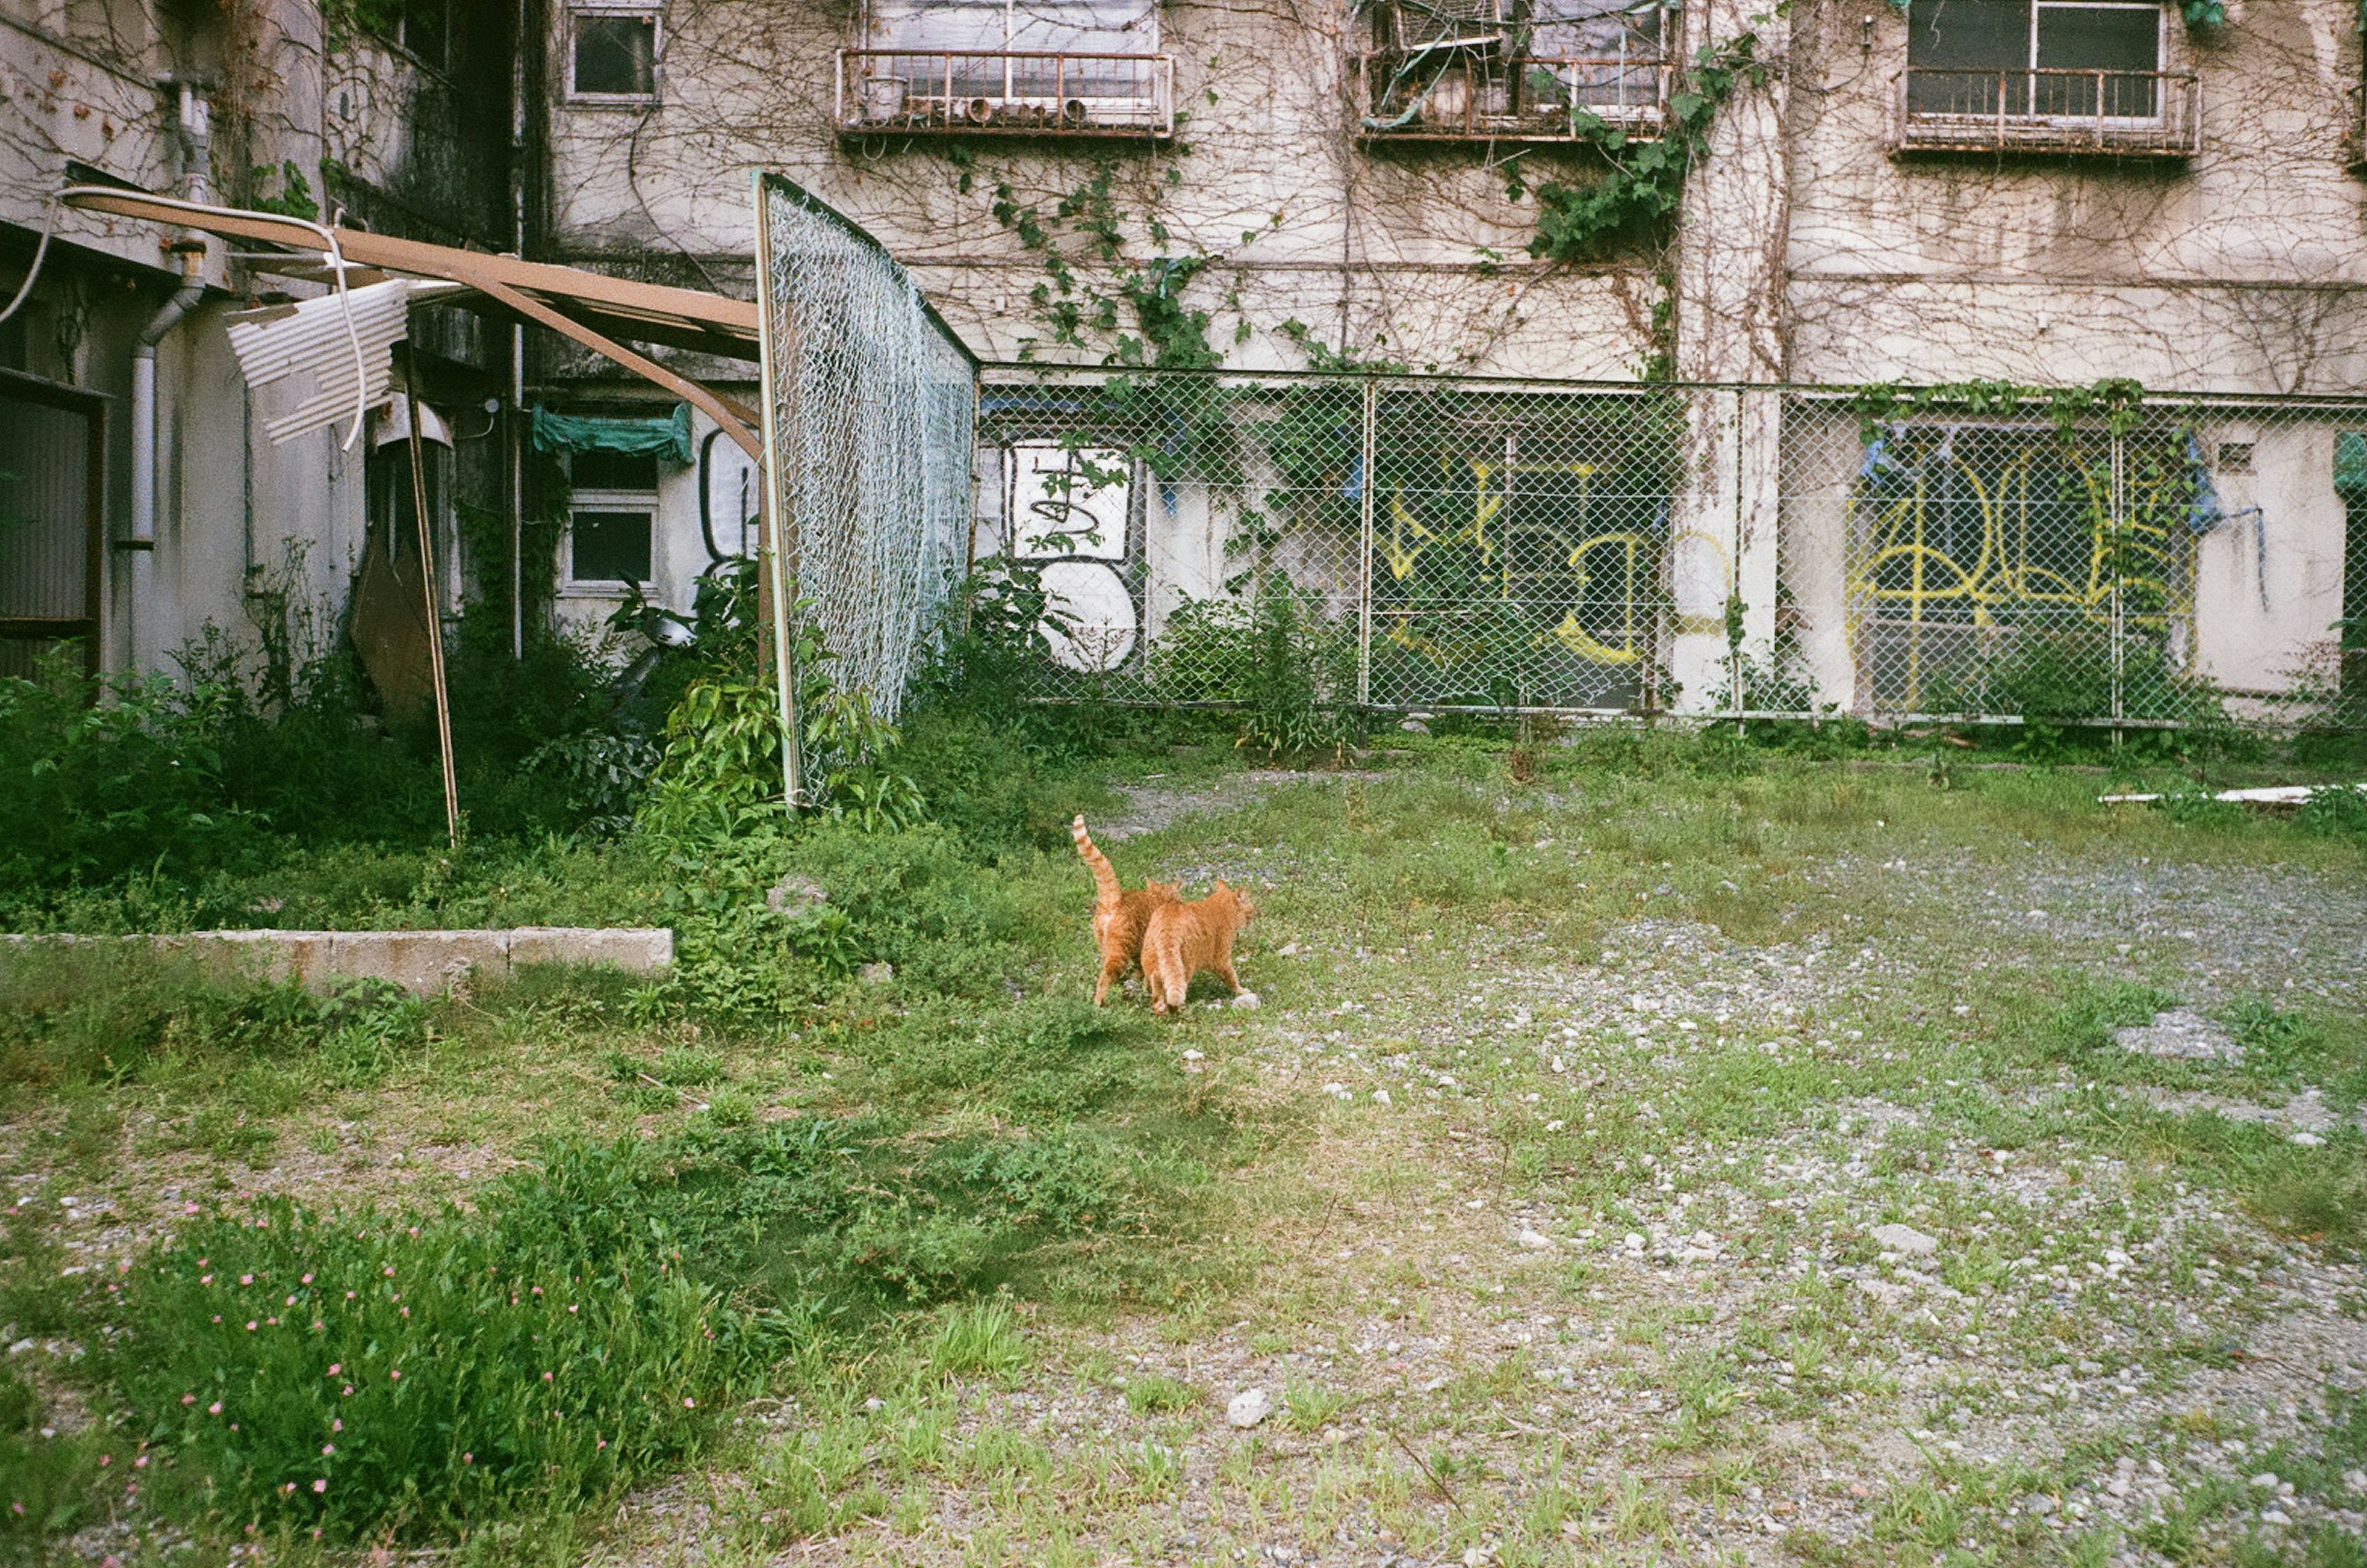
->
xmin=571 ymin=8 xmax=658 ymax=100
xmin=568 ymin=448 xmax=658 ymax=588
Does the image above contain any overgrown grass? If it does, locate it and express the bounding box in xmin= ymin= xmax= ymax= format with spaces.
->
xmin=5 ymin=710 xmax=2364 ymax=1559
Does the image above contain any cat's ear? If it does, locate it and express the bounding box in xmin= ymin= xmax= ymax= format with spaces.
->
xmin=1213 ymin=879 xmax=1229 ymax=892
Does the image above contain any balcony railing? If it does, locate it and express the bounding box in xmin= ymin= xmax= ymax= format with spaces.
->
xmin=1358 ymin=52 xmax=1667 ymax=144
xmin=836 ymin=49 xmax=1174 ymax=139
xmin=1891 ymin=67 xmax=2200 ymax=158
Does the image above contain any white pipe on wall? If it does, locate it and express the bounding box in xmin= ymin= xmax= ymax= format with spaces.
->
xmin=128 ymin=245 xmax=206 ymax=668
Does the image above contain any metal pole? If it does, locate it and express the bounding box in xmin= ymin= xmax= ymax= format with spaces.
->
xmin=2109 ymin=428 xmax=2126 ymax=741
xmin=403 ymin=356 xmax=462 ymax=847
xmin=1357 ymin=376 xmax=1377 ymax=708
xmin=750 ymin=173 xmax=803 ymax=808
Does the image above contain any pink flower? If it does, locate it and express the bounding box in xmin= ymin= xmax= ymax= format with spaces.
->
xmin=341 ymin=1386 xmax=353 ymax=1396
xmin=383 ymin=1267 xmax=395 ymax=1277
xmin=345 ymin=1291 xmax=356 ymax=1299
xmin=181 ymin=1394 xmax=195 ymax=1406
xmin=389 ymin=1369 xmax=401 ymax=1381
xmin=597 ymin=1439 xmax=607 ymax=1450
xmin=285 ymin=1295 xmax=296 ymax=1307
xmin=301 ymin=1273 xmax=313 ymax=1284
xmin=245 ymin=1321 xmax=258 ymax=1332
xmin=97 ymin=1454 xmax=111 ymax=1467
xmin=210 ymin=1315 xmax=221 ymax=1324
xmin=134 ymin=1455 xmax=147 ymax=1469
xmin=542 ymin=1371 xmax=554 ymax=1382
xmin=568 ymin=1305 xmax=579 ymax=1315
xmin=332 ymin=1418 xmax=342 ymax=1432
xmin=312 ymin=1478 xmax=327 ymax=1493
xmin=184 ymin=1203 xmax=199 ymax=1214
xmin=321 ymin=1443 xmax=335 ymax=1456
xmin=208 ymin=1402 xmax=223 ymax=1415
xmin=239 ymin=1274 xmax=253 ymax=1286
xmin=311 ymin=1321 xmax=324 ymax=1331
xmin=196 ymin=1258 xmax=208 ymax=1267
xmin=327 ymin=1364 xmax=341 ymax=1375
xmin=462 ymin=1453 xmax=473 ymax=1464
xmin=199 ymin=1275 xmax=213 ymax=1285
xmin=684 ymin=1397 xmax=695 ymax=1408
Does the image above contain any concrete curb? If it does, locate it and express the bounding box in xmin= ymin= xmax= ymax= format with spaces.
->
xmin=1 ymin=927 xmax=673 ymax=997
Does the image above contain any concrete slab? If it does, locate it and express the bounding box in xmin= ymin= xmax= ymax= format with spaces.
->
xmin=1 ymin=928 xmax=674 ymax=997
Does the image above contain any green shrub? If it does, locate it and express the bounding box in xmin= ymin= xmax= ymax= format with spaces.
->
xmin=111 ymin=1140 xmax=762 ymax=1541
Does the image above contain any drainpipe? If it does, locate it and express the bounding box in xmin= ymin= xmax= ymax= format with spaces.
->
xmin=128 ymin=242 xmax=206 ymax=668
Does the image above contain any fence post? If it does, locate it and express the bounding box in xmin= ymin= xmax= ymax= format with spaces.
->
xmin=1357 ymin=375 xmax=1378 ymax=708
xmin=2109 ymin=428 xmax=2127 ymax=740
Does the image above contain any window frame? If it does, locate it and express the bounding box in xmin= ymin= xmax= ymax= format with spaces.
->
xmin=1906 ymin=0 xmax=2170 ymax=129
xmin=566 ymin=3 xmax=663 ymax=107
xmin=564 ymin=488 xmax=659 ymax=592
xmin=2029 ymin=1 xmax=2166 ymax=127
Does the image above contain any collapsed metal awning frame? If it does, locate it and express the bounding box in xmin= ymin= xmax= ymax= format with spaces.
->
xmin=60 ymin=186 xmax=798 ymax=812
xmin=59 ymin=187 xmax=764 ymax=459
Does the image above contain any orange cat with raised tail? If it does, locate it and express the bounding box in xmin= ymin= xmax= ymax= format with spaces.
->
xmin=1073 ymin=815 xmax=1179 ymax=1006
xmin=1140 ymin=881 xmax=1256 ymax=1015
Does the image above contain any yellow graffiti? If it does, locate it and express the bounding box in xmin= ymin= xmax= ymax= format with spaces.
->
xmin=1380 ymin=455 xmax=1658 ymax=668
xmin=1846 ymin=428 xmax=2197 ymax=706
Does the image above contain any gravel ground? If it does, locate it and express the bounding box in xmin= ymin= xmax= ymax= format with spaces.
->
xmin=567 ymin=774 xmax=2367 ymax=1567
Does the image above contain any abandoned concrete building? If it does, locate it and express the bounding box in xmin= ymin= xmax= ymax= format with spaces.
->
xmin=4 ymin=0 xmax=2365 ymax=723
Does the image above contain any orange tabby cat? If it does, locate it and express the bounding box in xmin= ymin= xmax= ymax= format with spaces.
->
xmin=1140 ymin=880 xmax=1256 ymax=1015
xmin=1073 ymin=815 xmax=1180 ymax=1006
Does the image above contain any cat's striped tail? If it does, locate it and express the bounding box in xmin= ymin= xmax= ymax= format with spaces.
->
xmin=1071 ymin=815 xmax=1122 ymax=908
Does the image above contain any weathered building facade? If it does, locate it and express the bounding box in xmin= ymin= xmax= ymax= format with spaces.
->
xmin=7 ymin=0 xmax=2363 ymax=723
xmin=526 ymin=0 xmax=2365 ymax=719
xmin=1 ymin=0 xmax=514 ymax=680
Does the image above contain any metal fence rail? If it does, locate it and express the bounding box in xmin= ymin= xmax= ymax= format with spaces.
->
xmin=971 ymin=368 xmax=2365 ymax=730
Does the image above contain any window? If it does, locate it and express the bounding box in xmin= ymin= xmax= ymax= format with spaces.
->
xmin=396 ymin=0 xmax=452 ymax=74
xmin=571 ymin=9 xmax=658 ymax=100
xmin=568 ymin=449 xmax=657 ymax=588
xmin=844 ymin=0 xmax=1168 ymax=135
xmin=1907 ymin=1 xmax=2165 ymax=120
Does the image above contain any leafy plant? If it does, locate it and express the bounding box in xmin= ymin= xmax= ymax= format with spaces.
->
xmin=111 ymin=1139 xmax=764 ymax=1541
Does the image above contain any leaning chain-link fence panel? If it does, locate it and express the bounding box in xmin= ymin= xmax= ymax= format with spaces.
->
xmin=1780 ymin=394 xmax=2366 ymax=730
xmin=756 ymin=174 xmax=976 ymax=745
xmin=977 ymin=369 xmax=1689 ymax=715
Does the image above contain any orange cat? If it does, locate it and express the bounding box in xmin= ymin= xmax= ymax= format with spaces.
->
xmin=1140 ymin=881 xmax=1256 ymax=1015
xmin=1073 ymin=815 xmax=1180 ymax=1006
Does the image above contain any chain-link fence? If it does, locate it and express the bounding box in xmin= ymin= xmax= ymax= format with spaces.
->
xmin=970 ymin=367 xmax=2363 ymax=732
xmin=1781 ymin=394 xmax=2362 ymax=730
xmin=755 ymin=173 xmax=976 ymax=745
xmin=976 ymin=369 xmax=1690 ymax=715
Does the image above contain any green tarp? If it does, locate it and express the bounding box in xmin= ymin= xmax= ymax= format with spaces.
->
xmin=529 ymin=403 xmax=693 ymax=465
xmin=2339 ymin=433 xmax=2367 ymax=499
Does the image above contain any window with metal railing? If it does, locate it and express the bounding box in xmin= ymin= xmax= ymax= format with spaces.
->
xmin=1892 ymin=0 xmax=2197 ymax=157
xmin=839 ymin=0 xmax=1172 ymax=139
xmin=1358 ymin=0 xmax=1669 ymax=145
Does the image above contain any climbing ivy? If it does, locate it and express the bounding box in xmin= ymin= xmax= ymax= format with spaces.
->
xmin=1524 ymin=30 xmax=1767 ymax=264
xmin=1847 ymin=377 xmax=2152 ymax=441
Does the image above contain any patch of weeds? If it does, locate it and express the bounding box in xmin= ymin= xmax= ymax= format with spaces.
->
xmin=1280 ymin=1376 xmax=1351 ymax=1431
xmin=925 ymin=1300 xmax=1028 ymax=1381
xmin=0 ymin=1365 xmax=108 ymax=1558
xmin=654 ymin=1047 xmax=726 ymax=1088
xmin=1123 ymin=1373 xmax=1200 ymax=1414
xmin=108 ymin=1137 xmax=768 ymax=1543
